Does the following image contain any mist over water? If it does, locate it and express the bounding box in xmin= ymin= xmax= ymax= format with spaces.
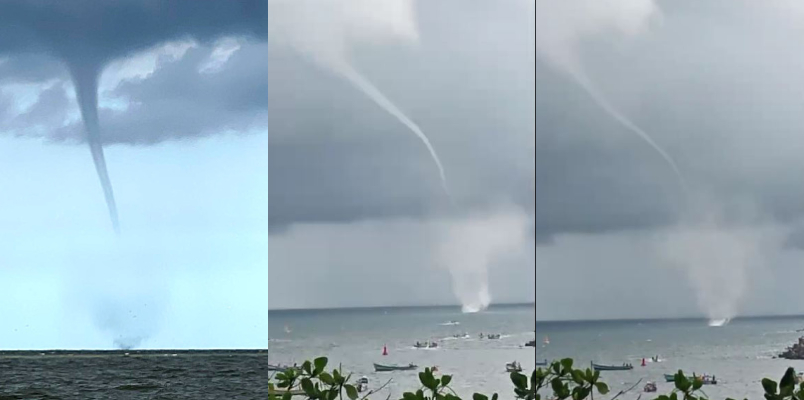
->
xmin=436 ymin=208 xmax=530 ymax=313
xmin=65 ymin=237 xmax=170 ymax=349
xmin=656 ymin=196 xmax=785 ymax=325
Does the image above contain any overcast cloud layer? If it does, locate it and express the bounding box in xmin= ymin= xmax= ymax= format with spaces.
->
xmin=267 ymin=0 xmax=535 ymax=309
xmin=535 ymin=0 xmax=804 ymax=320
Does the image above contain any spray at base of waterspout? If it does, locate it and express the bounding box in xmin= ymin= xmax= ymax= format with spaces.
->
xmin=708 ymin=318 xmax=731 ymax=327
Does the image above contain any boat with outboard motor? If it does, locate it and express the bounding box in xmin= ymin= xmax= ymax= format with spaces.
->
xmin=506 ymin=361 xmax=523 ymax=372
xmin=592 ymin=362 xmax=633 ymax=371
xmin=374 ymin=363 xmax=418 ymax=372
xmin=664 ymin=373 xmax=717 ymax=385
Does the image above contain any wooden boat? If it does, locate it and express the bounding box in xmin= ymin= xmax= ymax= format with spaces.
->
xmin=664 ymin=374 xmax=717 ymax=385
xmin=644 ymin=382 xmax=657 ymax=392
xmin=268 ymin=364 xmax=300 ymax=372
xmin=535 ymin=359 xmax=548 ymax=366
xmin=506 ymin=362 xmax=523 ymax=372
xmin=374 ymin=363 xmax=418 ymax=372
xmin=592 ymin=362 xmax=634 ymax=371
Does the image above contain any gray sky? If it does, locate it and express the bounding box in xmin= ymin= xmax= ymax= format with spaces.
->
xmin=536 ymin=0 xmax=804 ymax=321
xmin=1 ymin=1 xmax=267 ymax=349
xmin=267 ymin=0 xmax=535 ymax=310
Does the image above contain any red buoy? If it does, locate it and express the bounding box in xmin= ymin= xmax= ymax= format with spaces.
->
xmin=641 ymin=358 xmax=646 ymax=367
xmin=382 ymin=345 xmax=388 ymax=356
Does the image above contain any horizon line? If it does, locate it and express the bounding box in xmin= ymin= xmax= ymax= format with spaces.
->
xmin=536 ymin=312 xmax=804 ymax=324
xmin=268 ymin=301 xmax=535 ymax=313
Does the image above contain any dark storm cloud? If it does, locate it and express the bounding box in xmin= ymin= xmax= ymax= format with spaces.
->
xmin=0 ymin=0 xmax=266 ymax=63
xmin=533 ymin=0 xmax=804 ymax=243
xmin=46 ymin=42 xmax=268 ymax=145
xmin=0 ymin=0 xmax=267 ymax=144
xmin=268 ymin=0 xmax=534 ymax=230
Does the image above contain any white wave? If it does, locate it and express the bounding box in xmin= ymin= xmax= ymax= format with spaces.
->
xmin=708 ymin=318 xmax=731 ymax=327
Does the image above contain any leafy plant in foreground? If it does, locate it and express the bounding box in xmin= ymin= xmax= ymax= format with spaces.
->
xmin=268 ymin=356 xmax=804 ymax=399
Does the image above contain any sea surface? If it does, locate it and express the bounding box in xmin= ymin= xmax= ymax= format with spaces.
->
xmin=0 ymin=350 xmax=269 ymax=399
xmin=267 ymin=304 xmax=537 ymax=398
xmin=536 ymin=316 xmax=804 ymax=399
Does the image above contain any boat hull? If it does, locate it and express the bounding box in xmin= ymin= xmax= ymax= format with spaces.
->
xmin=664 ymin=374 xmax=716 ymax=385
xmin=374 ymin=363 xmax=418 ymax=372
xmin=592 ymin=363 xmax=633 ymax=371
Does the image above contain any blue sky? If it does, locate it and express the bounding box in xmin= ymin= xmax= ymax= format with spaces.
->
xmin=0 ymin=133 xmax=267 ymax=349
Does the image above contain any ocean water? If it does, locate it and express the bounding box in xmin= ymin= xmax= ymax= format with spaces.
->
xmin=536 ymin=317 xmax=804 ymax=399
xmin=0 ymin=350 xmax=269 ymax=399
xmin=267 ymin=304 xmax=537 ymax=398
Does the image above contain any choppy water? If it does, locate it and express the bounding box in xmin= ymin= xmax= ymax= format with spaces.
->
xmin=0 ymin=351 xmax=269 ymax=399
xmin=267 ymin=304 xmax=537 ymax=398
xmin=536 ymin=316 xmax=804 ymax=399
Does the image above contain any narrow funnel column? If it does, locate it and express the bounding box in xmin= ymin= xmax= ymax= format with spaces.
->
xmin=69 ymin=63 xmax=121 ymax=234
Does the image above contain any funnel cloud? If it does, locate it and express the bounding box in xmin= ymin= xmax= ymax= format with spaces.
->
xmin=268 ymin=0 xmax=535 ymax=309
xmin=0 ymin=0 xmax=267 ymax=233
xmin=536 ymin=0 xmax=804 ymax=321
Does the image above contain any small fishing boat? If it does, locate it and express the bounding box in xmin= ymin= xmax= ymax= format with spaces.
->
xmin=506 ymin=361 xmax=523 ymax=372
xmin=525 ymin=340 xmax=536 ymax=347
xmin=535 ymin=359 xmax=548 ymax=366
xmin=356 ymin=376 xmax=369 ymax=392
xmin=374 ymin=363 xmax=418 ymax=372
xmin=644 ymin=382 xmax=657 ymax=392
xmin=544 ymin=336 xmax=550 ymax=345
xmin=592 ymin=362 xmax=634 ymax=371
xmin=413 ymin=341 xmax=438 ymax=349
xmin=664 ymin=374 xmax=717 ymax=385
xmin=268 ymin=363 xmax=300 ymax=372
xmin=485 ymin=333 xmax=501 ymax=340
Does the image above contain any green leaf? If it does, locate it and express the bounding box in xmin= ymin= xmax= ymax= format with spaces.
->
xmin=441 ymin=375 xmax=453 ymax=387
xmin=675 ymin=371 xmax=690 ymax=392
xmin=344 ymin=384 xmax=358 ymax=400
xmin=473 ymin=394 xmax=489 ymax=400
xmin=319 ymin=372 xmax=334 ymax=385
xmin=314 ymin=357 xmax=328 ymax=374
xmin=560 ymin=358 xmax=573 ymax=371
xmin=693 ymin=377 xmax=703 ymax=390
xmin=302 ymin=360 xmax=312 ymax=375
xmin=402 ymin=393 xmax=418 ymax=400
xmin=595 ymin=382 xmax=609 ymax=395
xmin=570 ymin=370 xmax=585 ymax=385
xmin=491 ymin=394 xmax=498 ymax=400
xmin=551 ymin=378 xmax=564 ymax=396
xmin=511 ymin=372 xmax=528 ymax=390
xmin=281 ymin=392 xmax=292 ymax=400
xmin=301 ymin=378 xmax=316 ymax=396
xmin=781 ymin=368 xmax=797 ymax=390
xmin=584 ymin=368 xmax=593 ymax=382
xmin=763 ymin=378 xmax=779 ymax=395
